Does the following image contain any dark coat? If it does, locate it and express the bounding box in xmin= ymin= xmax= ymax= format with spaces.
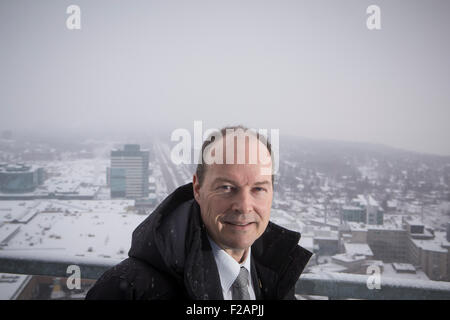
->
xmin=85 ymin=183 xmax=312 ymax=300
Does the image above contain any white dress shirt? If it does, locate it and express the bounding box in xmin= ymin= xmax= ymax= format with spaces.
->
xmin=207 ymin=235 xmax=256 ymax=300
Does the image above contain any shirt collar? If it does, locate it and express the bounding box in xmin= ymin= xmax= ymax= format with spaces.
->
xmin=207 ymin=235 xmax=252 ymax=293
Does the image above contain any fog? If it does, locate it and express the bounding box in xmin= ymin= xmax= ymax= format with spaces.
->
xmin=1 ymin=0 xmax=449 ymax=155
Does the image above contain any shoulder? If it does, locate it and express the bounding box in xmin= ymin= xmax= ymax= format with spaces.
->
xmin=85 ymin=258 xmax=182 ymax=300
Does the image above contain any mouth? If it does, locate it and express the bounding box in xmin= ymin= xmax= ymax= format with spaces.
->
xmin=223 ymin=221 xmax=255 ymax=230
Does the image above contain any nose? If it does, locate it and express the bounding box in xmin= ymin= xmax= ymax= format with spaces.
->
xmin=231 ymin=189 xmax=253 ymax=214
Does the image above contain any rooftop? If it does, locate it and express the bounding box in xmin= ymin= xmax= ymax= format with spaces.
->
xmin=383 ymin=263 xmax=429 ymax=281
xmin=344 ymin=243 xmax=373 ymax=257
xmin=0 ymin=199 xmax=144 ymax=264
xmin=411 ymin=232 xmax=449 ymax=253
xmin=354 ymin=194 xmax=380 ymax=208
xmin=332 ymin=253 xmax=367 ymax=263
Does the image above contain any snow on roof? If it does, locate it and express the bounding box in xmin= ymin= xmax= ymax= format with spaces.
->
xmin=347 ymin=222 xmax=368 ymax=231
xmin=0 ymin=224 xmax=21 ymax=244
xmin=270 ymin=209 xmax=305 ymax=233
xmin=0 ymin=159 xmax=109 ymax=198
xmin=50 ymin=159 xmax=107 ymax=183
xmin=309 ymin=217 xmax=340 ymax=227
xmin=354 ymin=195 xmax=379 ymax=208
xmin=367 ymin=224 xmax=405 ymax=231
xmin=434 ymin=231 xmax=450 ymax=247
xmin=392 ymin=263 xmax=416 ymax=273
xmin=332 ymin=253 xmax=367 ymax=263
xmin=0 ymin=201 xmax=42 ymax=223
xmin=0 ymin=200 xmax=146 ymax=263
xmin=405 ymin=216 xmax=424 ymax=226
xmin=314 ymin=229 xmax=339 ymax=240
xmin=342 ymin=205 xmax=363 ymax=211
xmin=0 ymin=164 xmax=40 ymax=173
xmin=387 ymin=200 xmax=398 ymax=208
xmin=383 ymin=263 xmax=429 ymax=281
xmin=344 ymin=243 xmax=373 ymax=257
xmin=308 ymin=262 xmax=348 ymax=274
xmin=39 ymin=199 xmax=135 ymax=214
xmin=411 ymin=237 xmax=448 ymax=253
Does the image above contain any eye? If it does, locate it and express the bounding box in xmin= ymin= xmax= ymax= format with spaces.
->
xmin=219 ymin=185 xmax=234 ymax=192
xmin=253 ymin=187 xmax=266 ymax=193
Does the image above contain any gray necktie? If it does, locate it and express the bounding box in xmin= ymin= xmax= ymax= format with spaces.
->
xmin=231 ymin=266 xmax=251 ymax=300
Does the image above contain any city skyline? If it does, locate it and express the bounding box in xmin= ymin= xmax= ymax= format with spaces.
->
xmin=1 ymin=0 xmax=450 ymax=156
xmin=0 ymin=137 xmax=449 ymax=300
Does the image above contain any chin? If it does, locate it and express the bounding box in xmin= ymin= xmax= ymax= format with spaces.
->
xmin=223 ymin=237 xmax=256 ymax=250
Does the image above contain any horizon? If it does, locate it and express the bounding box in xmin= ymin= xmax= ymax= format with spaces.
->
xmin=1 ymin=0 xmax=449 ymax=157
xmin=3 ymin=126 xmax=450 ymax=159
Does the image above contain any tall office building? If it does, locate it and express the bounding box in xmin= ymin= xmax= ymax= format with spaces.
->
xmin=110 ymin=144 xmax=149 ymax=199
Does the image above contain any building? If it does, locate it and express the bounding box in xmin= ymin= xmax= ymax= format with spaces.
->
xmin=0 ymin=163 xmax=45 ymax=193
xmin=341 ymin=205 xmax=366 ymax=224
xmin=367 ymin=226 xmax=408 ymax=263
xmin=342 ymin=219 xmax=408 ymax=263
xmin=343 ymin=222 xmax=368 ymax=243
xmin=312 ymin=228 xmax=339 ymax=255
xmin=404 ymin=217 xmax=449 ymax=281
xmin=331 ymin=253 xmax=368 ymax=273
xmin=341 ymin=195 xmax=384 ymax=225
xmin=110 ymin=144 xmax=149 ymax=199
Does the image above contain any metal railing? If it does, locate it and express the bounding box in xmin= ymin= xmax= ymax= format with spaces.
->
xmin=295 ymin=271 xmax=450 ymax=300
xmin=1 ymin=255 xmax=450 ymax=300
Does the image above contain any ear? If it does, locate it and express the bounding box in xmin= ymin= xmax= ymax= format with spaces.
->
xmin=192 ymin=174 xmax=201 ymax=202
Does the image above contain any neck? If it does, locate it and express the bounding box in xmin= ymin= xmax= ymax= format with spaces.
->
xmin=225 ymin=248 xmax=249 ymax=264
xmin=205 ymin=232 xmax=250 ymax=263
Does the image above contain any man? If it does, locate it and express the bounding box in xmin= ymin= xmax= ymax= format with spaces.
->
xmin=86 ymin=126 xmax=312 ymax=300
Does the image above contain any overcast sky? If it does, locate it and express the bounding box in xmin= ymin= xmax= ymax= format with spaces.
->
xmin=1 ymin=0 xmax=449 ymax=155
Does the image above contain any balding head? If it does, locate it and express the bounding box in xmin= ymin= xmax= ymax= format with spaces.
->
xmin=195 ymin=125 xmax=274 ymax=187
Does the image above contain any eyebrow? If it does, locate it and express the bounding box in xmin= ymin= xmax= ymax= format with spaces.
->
xmin=212 ymin=177 xmax=237 ymax=186
xmin=253 ymin=181 xmax=271 ymax=186
xmin=212 ymin=177 xmax=271 ymax=186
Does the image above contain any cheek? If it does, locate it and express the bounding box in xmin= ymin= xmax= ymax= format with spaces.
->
xmin=256 ymin=199 xmax=272 ymax=220
xmin=203 ymin=196 xmax=228 ymax=223
xmin=209 ymin=196 xmax=230 ymax=211
xmin=258 ymin=211 xmax=271 ymax=227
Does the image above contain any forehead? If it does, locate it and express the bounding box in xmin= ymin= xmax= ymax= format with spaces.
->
xmin=204 ymin=132 xmax=272 ymax=184
xmin=207 ymin=162 xmax=271 ymax=184
xmin=209 ymin=131 xmax=272 ymax=165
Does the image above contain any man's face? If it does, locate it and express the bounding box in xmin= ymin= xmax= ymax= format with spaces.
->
xmin=193 ymin=135 xmax=273 ymax=252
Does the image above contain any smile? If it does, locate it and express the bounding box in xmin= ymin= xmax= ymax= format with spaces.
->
xmin=223 ymin=222 xmax=255 ymax=229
